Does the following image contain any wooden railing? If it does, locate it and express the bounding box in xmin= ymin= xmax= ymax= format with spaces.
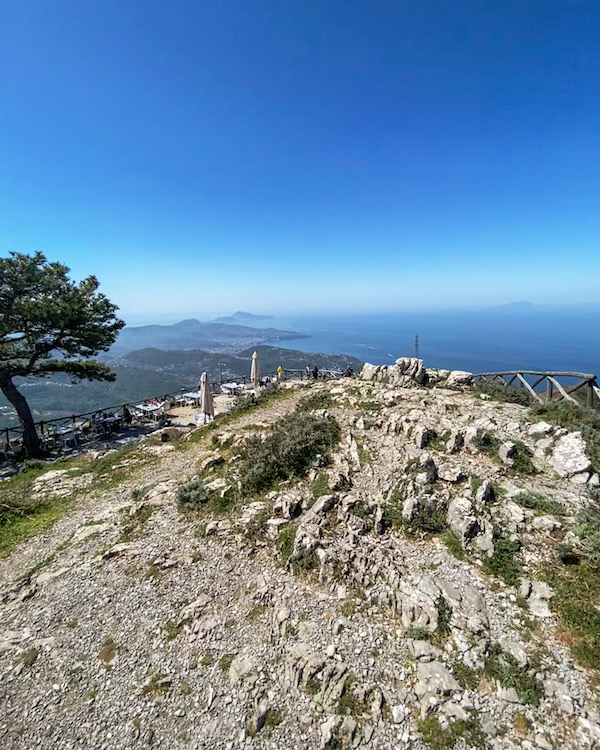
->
xmin=474 ymin=371 xmax=599 ymax=406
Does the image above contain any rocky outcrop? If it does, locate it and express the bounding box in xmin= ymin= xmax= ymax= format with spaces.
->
xmin=361 ymin=357 xmax=428 ymax=387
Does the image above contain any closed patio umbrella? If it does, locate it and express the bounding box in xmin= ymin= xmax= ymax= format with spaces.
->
xmin=200 ymin=372 xmax=214 ymax=421
xmin=251 ymin=350 xmax=261 ymax=384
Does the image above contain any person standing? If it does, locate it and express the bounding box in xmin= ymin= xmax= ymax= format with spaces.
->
xmin=277 ymin=364 xmax=284 ymax=381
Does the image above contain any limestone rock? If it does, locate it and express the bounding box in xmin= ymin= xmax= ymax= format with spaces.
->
xmin=447 ymin=497 xmax=478 ymax=544
xmin=446 ymin=371 xmax=473 ymax=388
xmin=548 ymin=432 xmax=592 ymax=479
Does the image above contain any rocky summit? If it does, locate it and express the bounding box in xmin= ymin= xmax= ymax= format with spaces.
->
xmin=1 ymin=359 xmax=600 ymax=750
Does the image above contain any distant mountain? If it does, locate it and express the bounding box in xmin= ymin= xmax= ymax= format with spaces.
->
xmin=108 ymin=318 xmax=305 ymax=357
xmin=213 ymin=311 xmax=274 ymax=324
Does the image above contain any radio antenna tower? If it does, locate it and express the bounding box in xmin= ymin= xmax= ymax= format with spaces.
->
xmin=414 ymin=334 xmax=420 ymax=360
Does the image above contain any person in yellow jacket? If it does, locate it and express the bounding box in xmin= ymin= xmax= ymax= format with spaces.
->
xmin=277 ymin=365 xmax=284 ymax=381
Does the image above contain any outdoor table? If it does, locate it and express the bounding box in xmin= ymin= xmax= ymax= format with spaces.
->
xmin=181 ymin=391 xmax=201 ymax=405
xmin=134 ymin=403 xmax=164 ymax=422
xmin=53 ymin=425 xmax=78 ymax=448
xmin=221 ymin=382 xmax=242 ymax=396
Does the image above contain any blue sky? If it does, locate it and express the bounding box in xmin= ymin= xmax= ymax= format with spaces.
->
xmin=1 ymin=0 xmax=599 ymax=316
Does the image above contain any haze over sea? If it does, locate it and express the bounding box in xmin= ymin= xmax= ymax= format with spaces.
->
xmin=124 ymin=306 xmax=600 ymax=378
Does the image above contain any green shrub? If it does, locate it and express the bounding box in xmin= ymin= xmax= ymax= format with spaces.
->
xmin=483 ymin=535 xmax=521 ymax=586
xmin=573 ymin=492 xmax=600 ymax=563
xmin=277 ymin=525 xmax=296 ymax=563
xmin=435 ymin=596 xmax=452 ymax=639
xmin=547 ymin=560 xmax=600 ymax=671
xmin=450 ymin=661 xmax=480 ymax=690
xmin=472 ymin=430 xmax=501 ymax=456
xmin=177 ymin=478 xmax=209 ymax=510
xmin=443 ymin=529 xmax=464 ymax=560
xmin=237 ymin=410 xmax=341 ymax=495
xmin=474 ymin=379 xmax=533 ymax=406
xmin=289 ymin=549 xmax=318 ymax=574
xmin=405 ymin=508 xmax=447 ymax=535
xmin=297 ymin=391 xmax=333 ymax=411
xmin=514 ymin=492 xmax=566 ymax=516
xmin=19 ymin=459 xmax=47 ymax=475
xmin=484 ymin=644 xmax=542 ymax=705
xmin=417 ymin=714 xmax=487 ymax=750
xmin=510 ymin=441 xmax=536 ymax=475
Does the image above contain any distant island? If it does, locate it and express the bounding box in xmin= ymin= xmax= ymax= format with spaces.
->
xmin=213 ymin=311 xmax=274 ymax=324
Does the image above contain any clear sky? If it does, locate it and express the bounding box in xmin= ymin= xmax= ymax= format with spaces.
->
xmin=1 ymin=1 xmax=599 ymax=316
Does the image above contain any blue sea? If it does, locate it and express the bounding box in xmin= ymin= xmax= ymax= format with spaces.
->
xmin=263 ymin=307 xmax=600 ymax=377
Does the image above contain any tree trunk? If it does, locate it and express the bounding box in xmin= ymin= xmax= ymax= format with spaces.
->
xmin=0 ymin=376 xmax=41 ymax=457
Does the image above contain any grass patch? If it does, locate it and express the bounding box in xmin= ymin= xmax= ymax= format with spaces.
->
xmin=0 ymin=493 xmax=75 ymax=558
xmin=297 ymin=391 xmax=333 ymax=411
xmin=510 ymin=441 xmax=536 ymax=475
xmin=484 ymin=644 xmax=542 ymax=705
xmin=545 ymin=495 xmax=600 ymax=671
xmin=218 ymin=653 xmax=235 ymax=672
xmin=21 ymin=648 xmax=38 ymax=667
xmin=204 ymin=388 xmax=296 ymax=433
xmin=472 ymin=430 xmax=501 ymax=457
xmin=443 ymin=529 xmax=465 ymax=560
xmin=246 ymin=605 xmax=266 ymax=621
xmin=483 ymin=534 xmax=521 ymax=586
xmin=310 ymin=471 xmax=330 ymax=505
xmin=119 ymin=504 xmax=155 ymax=543
xmin=417 ymin=714 xmax=487 ymax=750
xmin=336 ymin=678 xmax=369 ymax=717
xmin=450 ymin=661 xmax=480 ymax=690
xmin=514 ymin=491 xmax=566 ymax=516
xmin=289 ymin=549 xmax=318 ymax=575
xmin=425 ymin=430 xmax=452 ymax=451
xmin=474 ymin=379 xmax=533 ymax=406
xmin=237 ymin=408 xmax=341 ymax=495
xmin=340 ymin=599 xmax=357 ymax=617
xmin=277 ymin=525 xmax=296 ymax=564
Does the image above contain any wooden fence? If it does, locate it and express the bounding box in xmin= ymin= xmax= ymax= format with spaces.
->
xmin=474 ymin=371 xmax=600 ymax=406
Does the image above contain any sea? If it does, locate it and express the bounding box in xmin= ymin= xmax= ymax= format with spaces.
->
xmin=259 ymin=307 xmax=600 ymax=377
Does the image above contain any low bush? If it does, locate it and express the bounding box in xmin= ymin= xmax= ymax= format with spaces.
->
xmin=484 ymin=644 xmax=542 ymax=705
xmin=472 ymin=430 xmax=501 ymax=457
xmin=443 ymin=529 xmax=465 ymax=560
xmin=483 ymin=534 xmax=521 ymax=586
xmin=510 ymin=441 xmax=536 ymax=474
xmin=417 ymin=714 xmax=487 ymax=750
xmin=474 ymin=379 xmax=533 ymax=406
xmin=237 ymin=409 xmax=341 ymax=495
xmin=177 ymin=478 xmax=209 ymax=510
xmin=297 ymin=391 xmax=333 ymax=412
xmin=514 ymin=491 xmax=566 ymax=516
